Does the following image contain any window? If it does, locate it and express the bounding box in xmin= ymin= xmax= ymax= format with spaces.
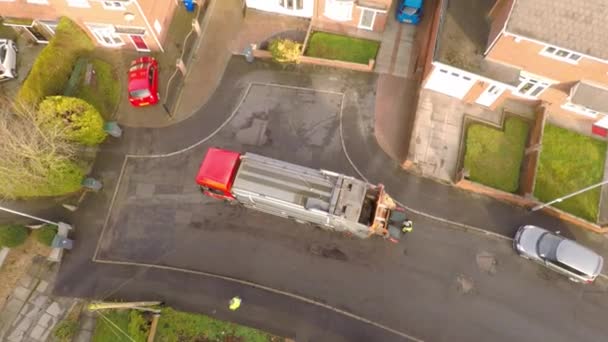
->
xmin=102 ymin=1 xmax=128 ymax=10
xmin=66 ymin=0 xmax=90 ymax=7
xmin=515 ymin=75 xmax=550 ymax=98
xmin=148 ymin=66 xmax=155 ymax=86
xmin=279 ymin=0 xmax=303 ymax=10
xmin=324 ymin=0 xmax=353 ymax=21
xmin=550 ymin=260 xmax=587 ymax=277
xmin=358 ymin=8 xmax=376 ymax=30
xmin=26 ymin=0 xmax=49 ymax=4
xmin=561 ymin=102 xmax=600 ymax=118
xmin=87 ymin=24 xmax=124 ymax=47
xmin=39 ymin=20 xmax=59 ymax=34
xmin=540 ymin=45 xmax=582 ymax=63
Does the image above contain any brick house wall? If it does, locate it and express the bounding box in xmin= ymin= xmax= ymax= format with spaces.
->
xmin=0 ymin=0 xmax=175 ymax=51
xmin=486 ymin=0 xmax=513 ymax=50
xmin=485 ymin=33 xmax=608 ymax=116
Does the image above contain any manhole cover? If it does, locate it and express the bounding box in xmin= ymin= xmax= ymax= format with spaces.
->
xmin=476 ymin=251 xmax=497 ymax=275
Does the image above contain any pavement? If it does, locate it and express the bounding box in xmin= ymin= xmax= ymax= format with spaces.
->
xmin=45 ymin=56 xmax=608 ymax=341
xmin=0 ymin=256 xmax=77 ymax=342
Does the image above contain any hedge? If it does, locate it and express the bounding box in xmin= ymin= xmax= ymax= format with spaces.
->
xmin=17 ymin=17 xmax=94 ymax=106
xmin=0 ymin=224 xmax=29 ymax=248
xmin=39 ymin=96 xmax=107 ymax=146
xmin=32 ymin=224 xmax=58 ymax=246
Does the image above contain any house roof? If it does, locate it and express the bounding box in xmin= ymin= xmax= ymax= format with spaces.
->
xmin=506 ymin=0 xmax=608 ymax=60
xmin=434 ymin=0 xmax=521 ymax=85
xmin=570 ymin=81 xmax=608 ymax=113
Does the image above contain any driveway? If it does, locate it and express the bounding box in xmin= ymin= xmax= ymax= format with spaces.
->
xmin=52 ymin=57 xmax=608 ymax=341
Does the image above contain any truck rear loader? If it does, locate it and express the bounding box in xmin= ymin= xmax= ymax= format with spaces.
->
xmin=196 ymin=148 xmax=411 ymax=242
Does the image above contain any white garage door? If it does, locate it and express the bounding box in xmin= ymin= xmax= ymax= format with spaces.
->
xmin=424 ymin=67 xmax=476 ymax=99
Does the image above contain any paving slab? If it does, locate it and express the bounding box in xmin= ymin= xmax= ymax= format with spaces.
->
xmin=45 ymin=302 xmax=64 ymax=317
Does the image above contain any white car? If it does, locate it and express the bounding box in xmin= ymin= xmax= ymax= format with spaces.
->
xmin=0 ymin=39 xmax=18 ymax=82
xmin=514 ymin=225 xmax=604 ymax=283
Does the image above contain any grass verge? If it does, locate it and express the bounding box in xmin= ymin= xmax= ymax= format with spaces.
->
xmin=304 ymin=31 xmax=379 ymax=64
xmin=464 ymin=117 xmax=530 ymax=193
xmin=92 ymin=308 xmax=280 ymax=342
xmin=534 ymin=124 xmax=607 ymax=221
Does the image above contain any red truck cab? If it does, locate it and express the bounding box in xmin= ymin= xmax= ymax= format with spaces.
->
xmin=195 ymin=147 xmax=240 ymax=200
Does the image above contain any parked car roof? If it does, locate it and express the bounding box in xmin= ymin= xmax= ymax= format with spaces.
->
xmin=556 ymin=240 xmax=603 ymax=276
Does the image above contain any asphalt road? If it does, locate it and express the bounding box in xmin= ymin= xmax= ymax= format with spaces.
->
xmin=53 ymin=57 xmax=608 ymax=341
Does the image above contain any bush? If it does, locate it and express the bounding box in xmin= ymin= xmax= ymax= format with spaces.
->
xmin=127 ymin=310 xmax=149 ymax=342
xmin=32 ymin=224 xmax=58 ymax=246
xmin=8 ymin=159 xmax=85 ymax=198
xmin=53 ymin=319 xmax=79 ymax=342
xmin=39 ymin=96 xmax=107 ymax=146
xmin=269 ymin=39 xmax=301 ymax=64
xmin=17 ymin=17 xmax=94 ymax=105
xmin=0 ymin=224 xmax=29 ymax=248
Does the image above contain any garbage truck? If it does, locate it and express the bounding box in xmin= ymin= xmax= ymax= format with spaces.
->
xmin=196 ymin=147 xmax=411 ymax=242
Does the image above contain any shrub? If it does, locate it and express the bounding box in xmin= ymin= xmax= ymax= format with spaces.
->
xmin=39 ymin=96 xmax=107 ymax=146
xmin=17 ymin=17 xmax=94 ymax=106
xmin=269 ymin=38 xmax=301 ymax=64
xmin=53 ymin=319 xmax=79 ymax=342
xmin=0 ymin=224 xmax=29 ymax=248
xmin=127 ymin=310 xmax=149 ymax=342
xmin=32 ymin=224 xmax=58 ymax=246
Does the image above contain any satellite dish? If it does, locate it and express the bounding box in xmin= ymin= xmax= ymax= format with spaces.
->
xmin=124 ymin=12 xmax=135 ymax=22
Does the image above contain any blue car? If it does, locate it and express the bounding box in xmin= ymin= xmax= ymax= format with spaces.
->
xmin=396 ymin=0 xmax=424 ymax=25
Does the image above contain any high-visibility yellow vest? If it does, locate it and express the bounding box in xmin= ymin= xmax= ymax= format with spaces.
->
xmin=229 ymin=297 xmax=242 ymax=310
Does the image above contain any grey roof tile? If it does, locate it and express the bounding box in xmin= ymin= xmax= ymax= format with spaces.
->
xmin=507 ymin=0 xmax=608 ymax=59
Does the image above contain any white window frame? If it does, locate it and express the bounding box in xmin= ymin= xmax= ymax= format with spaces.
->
xmin=102 ymin=0 xmax=128 ymax=10
xmin=540 ymin=45 xmax=582 ymax=64
xmin=39 ymin=20 xmax=59 ymax=34
xmin=87 ymin=24 xmax=124 ymax=47
xmin=66 ymin=0 xmax=90 ymax=8
xmin=26 ymin=0 xmax=49 ymax=4
xmin=514 ymin=74 xmax=551 ymax=99
xmin=561 ymin=102 xmax=601 ymax=118
xmin=357 ymin=8 xmax=377 ymax=30
xmin=279 ymin=0 xmax=304 ymax=11
xmin=324 ymin=0 xmax=353 ymax=22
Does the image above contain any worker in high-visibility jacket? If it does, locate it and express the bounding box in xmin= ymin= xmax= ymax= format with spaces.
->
xmin=229 ymin=296 xmax=242 ymax=311
xmin=402 ymin=220 xmax=413 ymax=233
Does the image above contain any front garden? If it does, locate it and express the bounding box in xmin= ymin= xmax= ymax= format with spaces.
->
xmin=534 ymin=124 xmax=607 ymax=222
xmin=463 ymin=116 xmax=530 ymax=193
xmin=304 ymin=31 xmax=379 ymax=64
xmin=0 ymin=17 xmax=120 ymax=199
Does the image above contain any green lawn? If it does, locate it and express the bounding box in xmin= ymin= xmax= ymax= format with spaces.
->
xmin=73 ymin=59 xmax=120 ymax=120
xmin=304 ymin=31 xmax=380 ymax=64
xmin=534 ymin=124 xmax=607 ymax=222
xmin=92 ymin=310 xmax=134 ymax=342
xmin=92 ymin=308 xmax=278 ymax=342
xmin=464 ymin=117 xmax=530 ymax=193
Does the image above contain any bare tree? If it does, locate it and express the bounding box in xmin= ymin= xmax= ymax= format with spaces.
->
xmin=0 ymin=99 xmax=81 ymax=199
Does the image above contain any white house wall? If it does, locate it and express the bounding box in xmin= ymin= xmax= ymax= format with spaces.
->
xmin=246 ymin=0 xmax=314 ymax=18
